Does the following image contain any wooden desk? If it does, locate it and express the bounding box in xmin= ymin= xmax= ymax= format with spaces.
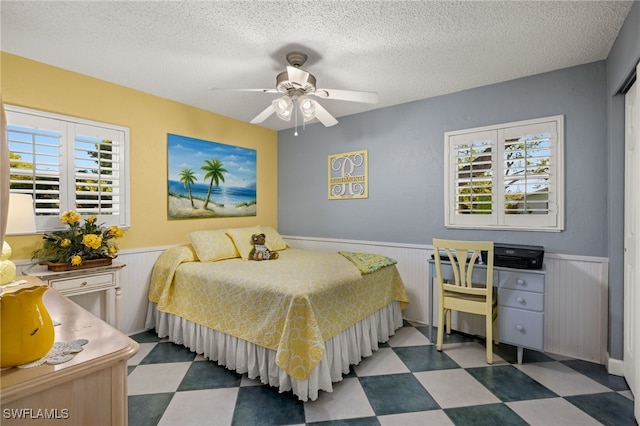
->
xmin=428 ymin=259 xmax=546 ymax=364
xmin=1 ymin=276 xmax=139 ymax=425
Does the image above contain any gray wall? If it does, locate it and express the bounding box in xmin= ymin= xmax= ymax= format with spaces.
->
xmin=279 ymin=62 xmax=607 ymax=257
xmin=606 ymin=1 xmax=640 ymax=360
xmin=278 ymin=2 xmax=640 ymax=361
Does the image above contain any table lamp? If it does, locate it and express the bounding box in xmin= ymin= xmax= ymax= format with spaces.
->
xmin=1 ymin=193 xmax=37 ymax=285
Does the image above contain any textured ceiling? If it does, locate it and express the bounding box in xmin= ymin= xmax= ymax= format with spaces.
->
xmin=0 ymin=1 xmax=633 ymax=131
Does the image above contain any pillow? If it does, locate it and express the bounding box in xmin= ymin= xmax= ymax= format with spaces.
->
xmin=188 ymin=229 xmax=239 ymax=262
xmin=262 ymin=226 xmax=289 ymax=251
xmin=226 ymin=226 xmax=263 ymax=260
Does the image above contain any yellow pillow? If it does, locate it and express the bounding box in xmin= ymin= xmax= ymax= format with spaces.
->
xmin=188 ymin=230 xmax=239 ymax=262
xmin=262 ymin=226 xmax=289 ymax=251
xmin=226 ymin=226 xmax=263 ymax=260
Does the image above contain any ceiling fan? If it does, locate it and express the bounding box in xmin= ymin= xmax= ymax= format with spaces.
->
xmin=218 ymin=51 xmax=379 ymax=128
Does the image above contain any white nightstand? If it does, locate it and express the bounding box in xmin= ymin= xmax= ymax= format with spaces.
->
xmin=25 ymin=262 xmax=125 ymax=329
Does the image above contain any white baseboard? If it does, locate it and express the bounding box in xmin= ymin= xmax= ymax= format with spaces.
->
xmin=607 ymin=353 xmax=625 ymax=377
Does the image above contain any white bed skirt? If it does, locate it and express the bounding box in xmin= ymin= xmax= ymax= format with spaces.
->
xmin=146 ymin=301 xmax=403 ymax=401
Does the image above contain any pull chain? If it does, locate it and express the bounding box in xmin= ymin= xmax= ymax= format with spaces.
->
xmin=294 ymin=101 xmax=299 ymax=137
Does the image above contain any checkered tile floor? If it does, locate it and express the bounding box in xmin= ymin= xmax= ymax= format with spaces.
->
xmin=127 ymin=321 xmax=635 ymax=425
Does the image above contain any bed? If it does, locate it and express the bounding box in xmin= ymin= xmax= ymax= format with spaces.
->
xmin=146 ymin=226 xmax=409 ymax=401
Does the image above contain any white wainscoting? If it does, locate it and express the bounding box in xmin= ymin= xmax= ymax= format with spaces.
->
xmin=15 ymin=237 xmax=610 ymax=364
xmin=16 ymin=247 xmax=167 ymax=337
xmin=284 ymin=235 xmax=610 ymax=365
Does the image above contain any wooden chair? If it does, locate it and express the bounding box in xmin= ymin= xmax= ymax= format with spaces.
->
xmin=432 ymin=238 xmax=497 ymax=364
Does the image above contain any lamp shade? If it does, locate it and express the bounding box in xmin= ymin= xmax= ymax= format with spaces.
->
xmin=299 ymin=96 xmax=316 ymax=122
xmin=272 ymin=96 xmax=293 ymax=121
xmin=6 ymin=193 xmax=36 ymax=235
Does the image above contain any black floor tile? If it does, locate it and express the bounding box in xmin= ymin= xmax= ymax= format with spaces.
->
xmin=445 ymin=403 xmax=528 ymax=426
xmin=177 ymin=360 xmax=242 ymax=391
xmin=140 ymin=341 xmax=197 ymax=364
xmin=561 ymin=359 xmax=631 ymax=391
xmin=565 ymin=392 xmax=636 ymax=426
xmin=392 ymin=345 xmax=460 ymax=372
xmin=466 ymin=365 xmax=557 ymax=402
xmin=232 ymin=385 xmax=305 ymax=426
xmin=359 ymin=373 xmax=440 ymax=416
xmin=128 ymin=393 xmax=174 ymax=426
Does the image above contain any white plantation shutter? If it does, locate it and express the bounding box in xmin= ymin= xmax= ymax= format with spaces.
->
xmin=447 ymin=130 xmax=497 ymax=227
xmin=500 ymin=121 xmax=559 ymax=228
xmin=6 ymin=106 xmax=129 ymax=231
xmin=444 ymin=115 xmax=563 ymax=231
xmin=73 ymin=124 xmax=124 ymax=218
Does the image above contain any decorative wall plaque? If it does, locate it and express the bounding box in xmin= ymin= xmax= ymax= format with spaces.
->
xmin=328 ymin=149 xmax=368 ymax=200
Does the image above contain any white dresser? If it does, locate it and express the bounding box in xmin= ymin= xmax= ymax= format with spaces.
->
xmin=496 ymin=268 xmax=545 ymax=363
xmin=428 ymin=259 xmax=546 ymax=363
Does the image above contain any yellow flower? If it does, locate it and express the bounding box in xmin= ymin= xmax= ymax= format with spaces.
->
xmin=87 ymin=216 xmax=97 ymax=224
xmin=70 ymin=255 xmax=82 ymax=266
xmin=60 ymin=238 xmax=71 ymax=247
xmin=108 ymin=226 xmax=125 ymax=239
xmin=60 ymin=211 xmax=81 ymax=224
xmin=83 ymin=234 xmax=102 ymax=249
xmin=108 ymin=246 xmax=118 ymax=257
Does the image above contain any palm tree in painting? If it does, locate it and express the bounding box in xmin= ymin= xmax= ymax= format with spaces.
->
xmin=201 ymin=158 xmax=228 ymax=210
xmin=178 ymin=168 xmax=198 ymax=208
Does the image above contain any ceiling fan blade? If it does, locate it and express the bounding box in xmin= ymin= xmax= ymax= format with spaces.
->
xmin=312 ymin=101 xmax=338 ymax=127
xmin=210 ymin=88 xmax=279 ymax=94
xmin=286 ymin=66 xmax=310 ymax=86
xmin=250 ymin=104 xmax=275 ymax=124
xmin=313 ymin=88 xmax=378 ymax=104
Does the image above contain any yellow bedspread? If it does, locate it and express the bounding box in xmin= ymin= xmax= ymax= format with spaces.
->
xmin=148 ymin=247 xmax=409 ymax=380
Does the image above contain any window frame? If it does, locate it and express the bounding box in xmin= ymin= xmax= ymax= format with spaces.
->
xmin=444 ymin=115 xmax=564 ymax=232
xmin=5 ymin=105 xmax=130 ymax=233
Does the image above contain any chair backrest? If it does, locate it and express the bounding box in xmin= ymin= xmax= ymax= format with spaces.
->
xmin=432 ymin=239 xmax=494 ymax=295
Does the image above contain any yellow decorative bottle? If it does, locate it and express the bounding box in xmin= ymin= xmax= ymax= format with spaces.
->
xmin=0 ymin=284 xmax=55 ymax=367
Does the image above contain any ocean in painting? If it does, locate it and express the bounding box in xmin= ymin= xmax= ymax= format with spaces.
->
xmin=168 ymin=180 xmax=256 ymax=206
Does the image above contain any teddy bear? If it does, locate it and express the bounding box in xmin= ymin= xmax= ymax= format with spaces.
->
xmin=248 ymin=233 xmax=279 ymax=261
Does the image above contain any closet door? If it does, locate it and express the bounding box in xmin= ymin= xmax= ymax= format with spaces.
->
xmin=624 ymin=67 xmax=640 ymax=407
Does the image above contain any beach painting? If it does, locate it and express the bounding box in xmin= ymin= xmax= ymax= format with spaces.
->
xmin=167 ymin=133 xmax=257 ymax=219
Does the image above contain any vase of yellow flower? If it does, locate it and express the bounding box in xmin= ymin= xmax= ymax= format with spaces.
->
xmin=31 ymin=211 xmax=125 ymax=271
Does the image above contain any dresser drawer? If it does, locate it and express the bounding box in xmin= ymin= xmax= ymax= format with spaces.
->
xmin=499 ymin=288 xmax=544 ymax=311
xmin=499 ymin=271 xmax=544 ymax=293
xmin=50 ymin=273 xmax=115 ymax=294
xmin=499 ymin=307 xmax=544 ymax=350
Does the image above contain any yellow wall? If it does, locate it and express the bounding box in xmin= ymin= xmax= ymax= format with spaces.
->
xmin=1 ymin=53 xmax=278 ymax=260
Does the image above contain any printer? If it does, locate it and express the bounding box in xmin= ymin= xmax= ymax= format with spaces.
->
xmin=481 ymin=243 xmax=544 ymax=270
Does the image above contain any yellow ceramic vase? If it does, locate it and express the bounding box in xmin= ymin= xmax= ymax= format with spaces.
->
xmin=0 ymin=285 xmax=55 ymax=367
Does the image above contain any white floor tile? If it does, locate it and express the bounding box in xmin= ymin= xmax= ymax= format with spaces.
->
xmin=353 ymin=348 xmax=410 ymax=376
xmin=619 ymin=389 xmax=635 ymax=400
xmin=127 ymin=362 xmax=192 ymax=395
xmin=158 ymin=388 xmax=239 ymax=426
xmin=127 ymin=342 xmax=156 ymax=366
xmin=507 ymin=397 xmax=602 ymax=426
xmin=514 ymin=361 xmax=611 ymax=396
xmin=439 ymin=342 xmax=508 ymax=368
xmin=414 ymin=369 xmax=501 ymax=409
xmin=304 ymin=377 xmax=375 ymax=422
xmin=378 ymin=409 xmax=455 ymax=426
xmin=387 ymin=326 xmax=431 ymax=347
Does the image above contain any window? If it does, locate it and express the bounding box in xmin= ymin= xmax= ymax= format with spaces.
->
xmin=444 ymin=115 xmax=564 ymax=231
xmin=6 ymin=105 xmax=130 ymax=232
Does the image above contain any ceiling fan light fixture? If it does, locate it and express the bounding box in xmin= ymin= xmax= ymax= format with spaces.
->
xmin=272 ymin=96 xmax=293 ymax=121
xmin=299 ymin=96 xmax=316 ymax=121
